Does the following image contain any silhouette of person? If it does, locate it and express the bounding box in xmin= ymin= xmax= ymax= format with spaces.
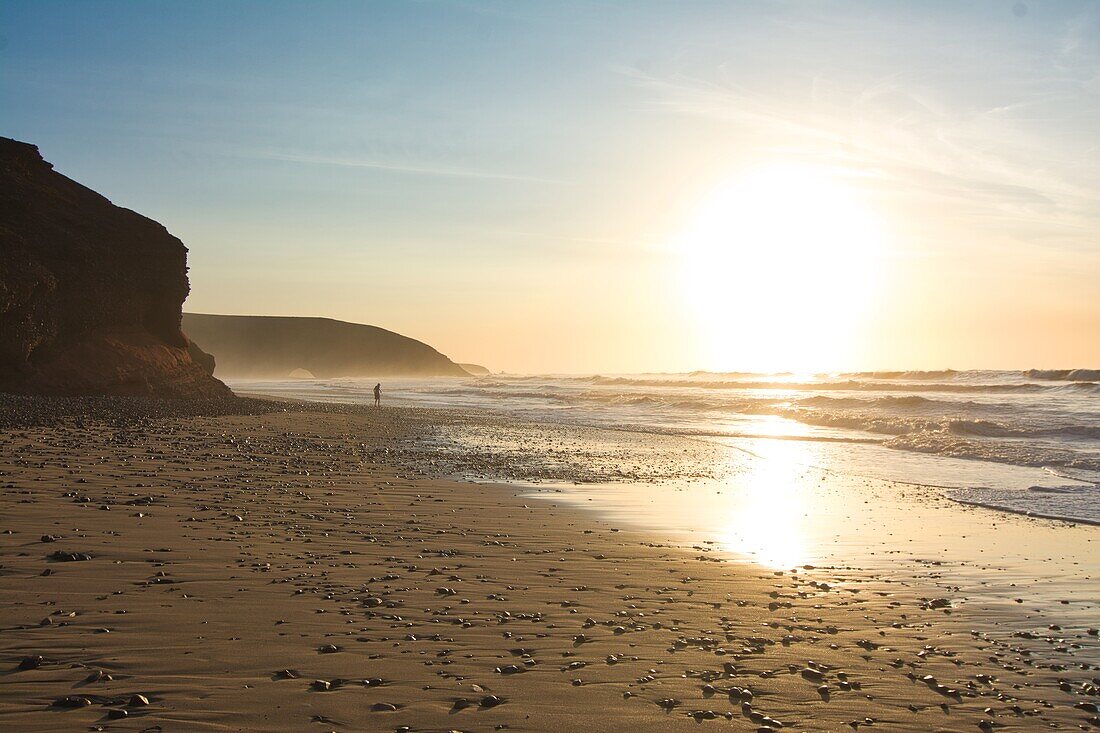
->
xmin=374 ymin=383 xmax=381 ymax=407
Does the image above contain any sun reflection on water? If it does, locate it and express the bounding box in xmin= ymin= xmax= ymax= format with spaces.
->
xmin=718 ymin=433 xmax=820 ymax=569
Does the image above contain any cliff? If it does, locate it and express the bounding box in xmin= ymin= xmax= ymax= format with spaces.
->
xmin=182 ymin=313 xmax=470 ymax=378
xmin=0 ymin=137 xmax=230 ymax=397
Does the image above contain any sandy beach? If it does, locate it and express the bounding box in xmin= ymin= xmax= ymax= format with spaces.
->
xmin=6 ymin=2 xmax=1100 ymax=730
xmin=2 ymin=399 xmax=1097 ymax=732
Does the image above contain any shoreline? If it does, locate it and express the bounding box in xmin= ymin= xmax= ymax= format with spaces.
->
xmin=2 ymin=399 xmax=1098 ymax=731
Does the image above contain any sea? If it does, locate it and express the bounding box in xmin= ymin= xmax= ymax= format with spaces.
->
xmin=229 ymin=368 xmax=1100 ymax=526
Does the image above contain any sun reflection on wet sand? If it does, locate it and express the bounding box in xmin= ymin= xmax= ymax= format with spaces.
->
xmin=717 ymin=437 xmax=818 ymax=569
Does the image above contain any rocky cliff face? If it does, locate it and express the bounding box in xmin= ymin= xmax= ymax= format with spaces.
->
xmin=0 ymin=137 xmax=230 ymax=397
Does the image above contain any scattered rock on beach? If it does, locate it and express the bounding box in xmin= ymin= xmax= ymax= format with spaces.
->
xmin=47 ymin=551 xmax=92 ymax=562
xmin=18 ymin=655 xmax=43 ymax=670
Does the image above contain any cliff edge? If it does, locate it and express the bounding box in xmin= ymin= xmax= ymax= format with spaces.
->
xmin=0 ymin=137 xmax=230 ymax=397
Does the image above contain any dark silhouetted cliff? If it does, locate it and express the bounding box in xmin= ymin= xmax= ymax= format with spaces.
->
xmin=182 ymin=313 xmax=470 ymax=378
xmin=0 ymin=137 xmax=230 ymax=397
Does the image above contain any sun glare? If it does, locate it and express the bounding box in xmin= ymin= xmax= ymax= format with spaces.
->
xmin=677 ymin=164 xmax=888 ymax=372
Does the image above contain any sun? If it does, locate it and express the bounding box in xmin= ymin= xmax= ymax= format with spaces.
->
xmin=676 ymin=164 xmax=888 ymax=373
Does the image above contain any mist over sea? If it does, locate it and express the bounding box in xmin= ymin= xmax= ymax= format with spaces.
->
xmin=231 ymin=369 xmax=1100 ymax=525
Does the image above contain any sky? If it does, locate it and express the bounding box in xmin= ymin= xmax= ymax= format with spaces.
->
xmin=2 ymin=0 xmax=1098 ymax=373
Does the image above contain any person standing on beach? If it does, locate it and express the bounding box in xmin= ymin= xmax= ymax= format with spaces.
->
xmin=374 ymin=383 xmax=381 ymax=406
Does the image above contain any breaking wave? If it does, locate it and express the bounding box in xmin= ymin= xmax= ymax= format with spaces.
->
xmin=1025 ymin=368 xmax=1100 ymax=382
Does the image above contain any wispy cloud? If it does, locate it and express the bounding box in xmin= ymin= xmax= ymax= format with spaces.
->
xmin=616 ymin=29 xmax=1100 ymax=250
xmin=242 ymin=150 xmax=564 ymax=184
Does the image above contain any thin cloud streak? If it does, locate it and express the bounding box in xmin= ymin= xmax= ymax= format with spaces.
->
xmin=247 ymin=150 xmax=565 ymax=184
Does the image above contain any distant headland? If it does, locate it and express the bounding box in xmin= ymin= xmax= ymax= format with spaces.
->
xmin=183 ymin=313 xmax=472 ymax=379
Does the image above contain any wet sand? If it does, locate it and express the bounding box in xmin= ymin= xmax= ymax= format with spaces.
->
xmin=1 ymin=401 xmax=1098 ymax=731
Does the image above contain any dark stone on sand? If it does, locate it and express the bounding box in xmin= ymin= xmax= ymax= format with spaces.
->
xmin=479 ymin=695 xmax=505 ymax=708
xmin=127 ymin=694 xmax=150 ymax=707
xmin=48 ymin=551 xmax=92 ymax=562
xmin=53 ymin=696 xmax=92 ymax=708
xmin=18 ymin=655 xmax=42 ymax=670
xmin=801 ymin=667 xmax=825 ymax=682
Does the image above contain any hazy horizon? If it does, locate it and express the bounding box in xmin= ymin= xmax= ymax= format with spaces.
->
xmin=3 ymin=0 xmax=1098 ymax=373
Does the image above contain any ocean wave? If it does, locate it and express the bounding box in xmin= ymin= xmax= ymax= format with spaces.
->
xmin=949 ymin=484 xmax=1100 ymax=525
xmin=1024 ymin=368 xmax=1100 ymax=382
xmin=577 ymin=375 xmax=1078 ymax=394
xmin=779 ymin=409 xmax=1100 ymax=442
xmin=946 ymin=420 xmax=1100 ymax=440
xmin=796 ymin=394 xmax=936 ymax=408
xmin=241 ymin=372 xmax=1100 ymax=486
xmin=839 ymin=369 xmax=959 ymax=380
xmin=453 ymin=382 xmax=1099 ymax=444
xmin=884 ymin=433 xmax=1100 ymax=473
xmin=1027 ymin=485 xmax=1081 ymax=494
